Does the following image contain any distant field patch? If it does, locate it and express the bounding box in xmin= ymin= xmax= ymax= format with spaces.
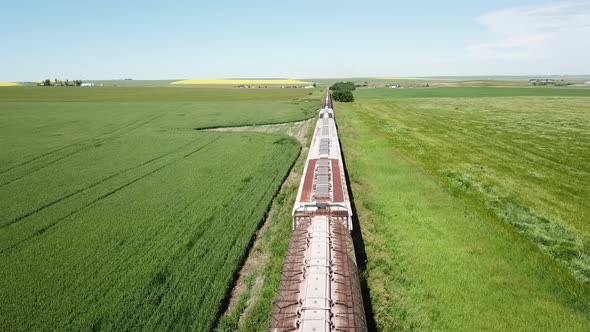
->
xmin=356 ymin=87 xmax=590 ymax=98
xmin=379 ymin=77 xmax=449 ymax=80
xmin=171 ymin=79 xmax=312 ymax=85
xmin=0 ymin=82 xmax=19 ymax=87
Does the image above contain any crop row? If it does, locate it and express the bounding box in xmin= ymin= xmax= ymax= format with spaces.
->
xmin=0 ymin=130 xmax=300 ymax=331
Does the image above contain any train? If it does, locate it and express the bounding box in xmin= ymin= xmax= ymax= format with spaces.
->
xmin=270 ymin=90 xmax=367 ymax=331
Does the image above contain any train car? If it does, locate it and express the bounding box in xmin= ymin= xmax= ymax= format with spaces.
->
xmin=270 ymin=91 xmax=367 ymax=332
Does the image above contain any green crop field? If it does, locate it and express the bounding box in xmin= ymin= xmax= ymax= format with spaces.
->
xmin=0 ymin=87 xmax=319 ymax=331
xmin=356 ymin=86 xmax=590 ymax=99
xmin=308 ymin=76 xmax=590 ymax=89
xmin=337 ymin=88 xmax=590 ymax=330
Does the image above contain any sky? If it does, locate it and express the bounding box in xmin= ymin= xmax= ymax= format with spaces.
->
xmin=1 ymin=0 xmax=589 ymax=81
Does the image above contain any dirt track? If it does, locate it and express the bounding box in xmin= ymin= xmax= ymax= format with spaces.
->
xmin=206 ymin=119 xmax=311 ymax=145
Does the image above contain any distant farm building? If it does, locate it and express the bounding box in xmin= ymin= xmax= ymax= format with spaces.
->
xmin=304 ymin=85 xmax=315 ymax=89
xmin=80 ymin=83 xmax=96 ymax=87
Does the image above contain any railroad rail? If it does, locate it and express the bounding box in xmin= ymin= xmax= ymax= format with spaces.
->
xmin=270 ymin=90 xmax=367 ymax=331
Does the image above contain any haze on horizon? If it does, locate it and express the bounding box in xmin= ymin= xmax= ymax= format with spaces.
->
xmin=1 ymin=0 xmax=589 ymax=81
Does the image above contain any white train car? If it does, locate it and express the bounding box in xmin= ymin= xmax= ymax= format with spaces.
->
xmin=291 ymin=96 xmax=353 ymax=230
xmin=271 ymin=91 xmax=367 ymax=332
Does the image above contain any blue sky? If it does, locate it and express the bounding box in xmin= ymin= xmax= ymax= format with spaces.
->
xmin=1 ymin=0 xmax=589 ymax=81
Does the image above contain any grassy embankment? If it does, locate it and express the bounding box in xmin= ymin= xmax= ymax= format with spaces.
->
xmin=0 ymin=87 xmax=319 ymax=331
xmin=337 ymin=87 xmax=590 ymax=330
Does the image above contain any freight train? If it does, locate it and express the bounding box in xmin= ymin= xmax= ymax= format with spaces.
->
xmin=271 ymin=90 xmax=367 ymax=331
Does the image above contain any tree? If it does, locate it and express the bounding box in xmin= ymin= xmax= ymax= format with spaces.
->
xmin=43 ymin=79 xmax=51 ymax=86
xmin=329 ymin=81 xmax=356 ymax=92
xmin=332 ymin=90 xmax=354 ymax=102
xmin=330 ymin=81 xmax=355 ymax=102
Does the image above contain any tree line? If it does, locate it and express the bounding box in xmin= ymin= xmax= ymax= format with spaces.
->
xmin=39 ymin=79 xmax=84 ymax=86
xmin=329 ymin=81 xmax=355 ymax=102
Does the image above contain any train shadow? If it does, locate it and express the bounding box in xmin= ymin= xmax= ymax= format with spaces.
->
xmin=339 ymin=138 xmax=378 ymax=332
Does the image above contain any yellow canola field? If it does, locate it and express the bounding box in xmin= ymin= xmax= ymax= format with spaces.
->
xmin=171 ymin=79 xmax=312 ymax=85
xmin=0 ymin=82 xmax=20 ymax=87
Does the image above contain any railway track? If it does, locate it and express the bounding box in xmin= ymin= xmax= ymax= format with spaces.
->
xmin=270 ymin=91 xmax=367 ymax=331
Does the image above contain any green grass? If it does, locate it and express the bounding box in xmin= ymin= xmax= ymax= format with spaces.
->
xmin=356 ymin=87 xmax=590 ymax=99
xmin=0 ymin=86 xmax=320 ymax=102
xmin=0 ymin=88 xmax=319 ymax=169
xmin=311 ymin=78 xmax=531 ymax=89
xmin=337 ymin=92 xmax=590 ymax=330
xmin=0 ymin=87 xmax=318 ymax=331
xmin=308 ymin=76 xmax=590 ymax=89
